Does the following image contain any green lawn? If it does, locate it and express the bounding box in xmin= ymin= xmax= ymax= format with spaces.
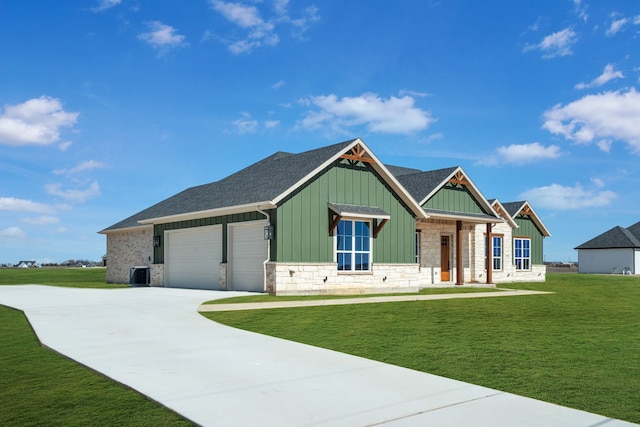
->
xmin=203 ymin=286 xmax=501 ymax=305
xmin=0 ymin=268 xmax=192 ymax=426
xmin=0 ymin=267 xmax=126 ymax=288
xmin=202 ymin=274 xmax=640 ymax=424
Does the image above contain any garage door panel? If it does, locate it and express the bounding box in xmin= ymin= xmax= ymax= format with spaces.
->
xmin=230 ymin=221 xmax=267 ymax=292
xmin=166 ymin=226 xmax=221 ymax=290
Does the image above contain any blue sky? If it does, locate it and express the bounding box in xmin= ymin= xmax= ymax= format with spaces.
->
xmin=1 ymin=0 xmax=639 ymax=264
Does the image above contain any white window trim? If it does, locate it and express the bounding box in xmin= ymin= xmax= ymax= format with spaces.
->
xmin=334 ymin=218 xmax=373 ymax=273
xmin=514 ymin=237 xmax=531 ymax=271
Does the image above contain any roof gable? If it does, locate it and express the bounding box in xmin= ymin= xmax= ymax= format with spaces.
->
xmin=395 ymin=167 xmax=500 ymax=222
xmin=489 ymin=199 xmax=519 ymax=228
xmin=501 ymin=200 xmax=551 ymax=237
xmin=626 ymin=221 xmax=640 ymax=240
xmin=575 ymin=225 xmax=640 ymax=249
xmin=101 ymin=138 xmax=427 ymax=232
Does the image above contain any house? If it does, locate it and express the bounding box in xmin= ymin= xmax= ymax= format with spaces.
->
xmin=575 ymin=222 xmax=640 ymax=274
xmin=100 ymin=138 xmax=550 ymax=294
xmin=15 ymin=260 xmax=38 ymax=268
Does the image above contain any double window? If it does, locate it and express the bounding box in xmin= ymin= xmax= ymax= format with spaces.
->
xmin=514 ymin=238 xmax=531 ymax=270
xmin=336 ymin=219 xmax=371 ymax=271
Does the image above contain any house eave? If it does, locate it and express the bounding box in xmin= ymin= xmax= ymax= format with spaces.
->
xmin=425 ymin=210 xmax=504 ymax=224
xmin=98 ymin=223 xmax=153 ymax=235
xmin=137 ymin=201 xmax=276 ymax=226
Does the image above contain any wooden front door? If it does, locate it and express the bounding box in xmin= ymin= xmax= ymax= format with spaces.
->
xmin=441 ymin=236 xmax=450 ymax=281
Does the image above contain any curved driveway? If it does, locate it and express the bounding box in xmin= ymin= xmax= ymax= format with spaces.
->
xmin=0 ymin=285 xmax=635 ymax=427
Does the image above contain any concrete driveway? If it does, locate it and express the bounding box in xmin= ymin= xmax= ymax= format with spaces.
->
xmin=0 ymin=285 xmax=635 ymax=427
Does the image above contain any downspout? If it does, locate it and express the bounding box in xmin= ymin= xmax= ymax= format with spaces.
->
xmin=256 ymin=207 xmax=271 ymax=293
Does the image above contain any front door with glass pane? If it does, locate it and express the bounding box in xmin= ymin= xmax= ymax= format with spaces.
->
xmin=441 ymin=236 xmax=450 ymax=281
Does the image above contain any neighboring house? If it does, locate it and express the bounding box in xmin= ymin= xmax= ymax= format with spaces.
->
xmin=100 ymin=138 xmax=550 ymax=294
xmin=15 ymin=260 xmax=37 ymax=268
xmin=575 ymin=222 xmax=640 ymax=274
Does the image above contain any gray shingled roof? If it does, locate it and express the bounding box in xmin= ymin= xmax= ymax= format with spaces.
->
xmin=394 ymin=167 xmax=458 ymax=205
xmin=384 ymin=164 xmax=422 ymax=177
xmin=575 ymin=223 xmax=640 ymax=249
xmin=101 ymin=139 xmax=356 ymax=232
xmin=501 ymin=201 xmax=526 ymax=218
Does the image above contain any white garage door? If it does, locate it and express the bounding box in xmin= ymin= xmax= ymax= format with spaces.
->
xmin=165 ymin=225 xmax=222 ymax=290
xmin=229 ymin=221 xmax=267 ymax=292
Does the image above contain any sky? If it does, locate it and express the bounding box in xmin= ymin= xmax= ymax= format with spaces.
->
xmin=1 ymin=0 xmax=639 ymax=265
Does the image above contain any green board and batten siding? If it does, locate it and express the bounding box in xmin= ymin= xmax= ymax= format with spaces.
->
xmin=514 ymin=216 xmax=545 ymax=265
xmin=275 ymin=160 xmax=416 ymax=264
xmin=423 ymin=184 xmax=486 ymax=214
xmin=153 ymin=211 xmax=267 ymax=263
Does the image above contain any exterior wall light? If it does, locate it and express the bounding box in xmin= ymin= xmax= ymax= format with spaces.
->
xmin=153 ymin=235 xmax=161 ymax=247
xmin=264 ymin=224 xmax=274 ymax=240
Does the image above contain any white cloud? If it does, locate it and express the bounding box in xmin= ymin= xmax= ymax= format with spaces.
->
xmin=542 ymin=88 xmax=640 ymax=153
xmin=575 ymin=64 xmax=624 ymax=89
xmin=45 ymin=181 xmax=101 ymax=203
xmin=209 ymin=0 xmax=318 ymax=54
xmin=494 ymin=142 xmax=562 ymax=165
xmin=91 ymin=0 xmax=121 ymax=12
xmin=232 ymin=114 xmax=258 ymax=134
xmin=265 ymin=120 xmax=280 ymax=129
xmin=271 ymin=80 xmax=285 ymax=90
xmin=299 ymin=92 xmax=435 ymax=135
xmin=53 ymin=160 xmax=107 ymax=176
xmin=606 ymin=17 xmax=628 ymax=36
xmin=0 ymin=226 xmax=26 ymax=239
xmin=0 ymin=197 xmax=55 ymax=214
xmin=520 ymin=183 xmax=617 ymax=211
xmin=590 ymin=177 xmax=605 ymax=188
xmin=58 ymin=141 xmax=73 ymax=151
xmin=0 ymin=96 xmax=79 ymax=146
xmin=138 ymin=21 xmax=188 ymax=56
xmin=524 ymin=27 xmax=577 ymax=58
xmin=573 ymin=0 xmax=588 ymax=22
xmin=20 ymin=216 xmax=60 ymax=226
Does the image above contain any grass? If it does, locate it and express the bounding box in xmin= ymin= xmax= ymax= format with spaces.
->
xmin=202 ymin=274 xmax=640 ymax=424
xmin=0 ymin=267 xmax=127 ymax=288
xmin=0 ymin=268 xmax=192 ymax=426
xmin=203 ymin=286 xmax=501 ymax=304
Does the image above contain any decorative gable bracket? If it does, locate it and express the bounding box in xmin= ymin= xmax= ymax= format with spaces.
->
xmin=340 ymin=143 xmax=375 ymax=164
xmin=448 ymin=170 xmax=470 ymax=187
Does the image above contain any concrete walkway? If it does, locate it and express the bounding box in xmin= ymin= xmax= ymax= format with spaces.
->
xmin=198 ymin=288 xmax=552 ymax=312
xmin=0 ymin=285 xmax=635 ymax=427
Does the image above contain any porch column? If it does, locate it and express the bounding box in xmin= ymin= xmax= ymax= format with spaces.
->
xmin=486 ymin=223 xmax=493 ymax=284
xmin=456 ymin=220 xmax=463 ymax=285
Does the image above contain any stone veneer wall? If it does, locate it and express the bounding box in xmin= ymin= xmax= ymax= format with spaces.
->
xmin=470 ymin=221 xmax=546 ymax=283
xmin=150 ymin=264 xmax=164 ymax=287
xmin=418 ymin=219 xmax=472 ymax=285
xmin=266 ymin=262 xmax=428 ymax=295
xmin=105 ymin=226 xmax=153 ymax=284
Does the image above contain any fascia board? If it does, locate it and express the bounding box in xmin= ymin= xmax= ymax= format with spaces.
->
xmin=520 ymin=202 xmax=552 ymax=237
xmin=491 ymin=199 xmax=519 ymax=229
xmin=427 ymin=212 xmax=505 ymax=224
xmin=98 ymin=224 xmax=152 ymax=235
xmin=137 ymin=201 xmax=275 ymax=225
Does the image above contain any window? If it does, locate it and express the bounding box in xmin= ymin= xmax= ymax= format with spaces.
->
xmin=336 ymin=219 xmax=371 ymax=271
xmin=492 ymin=236 xmax=502 ymax=270
xmin=415 ymin=231 xmax=420 ymax=264
xmin=514 ymin=238 xmax=531 ymax=270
